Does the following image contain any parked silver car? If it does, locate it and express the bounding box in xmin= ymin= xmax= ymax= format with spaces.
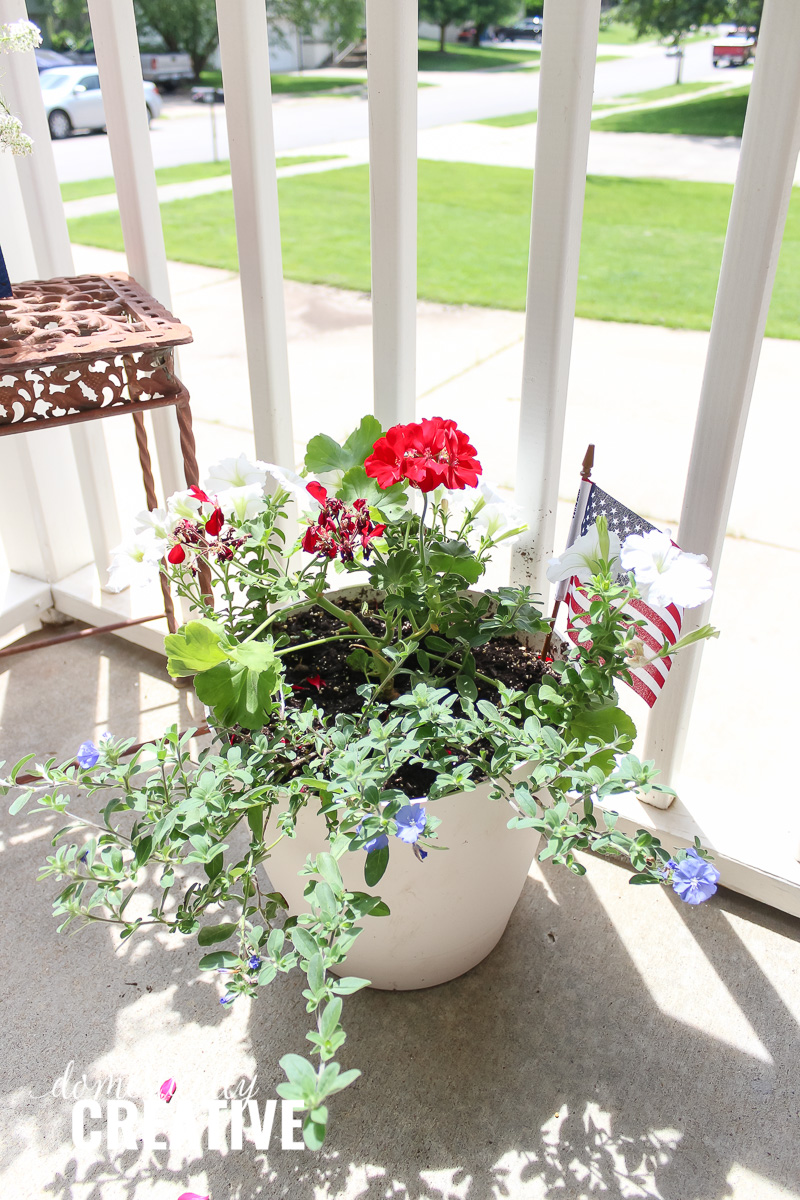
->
xmin=39 ymin=65 xmax=161 ymax=139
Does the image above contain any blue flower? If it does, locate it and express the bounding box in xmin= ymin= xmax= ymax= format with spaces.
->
xmin=357 ymin=822 xmax=389 ymax=853
xmin=672 ymin=849 xmax=720 ymax=905
xmin=76 ymin=741 xmax=100 ymax=770
xmin=665 ymin=859 xmax=677 ymax=871
xmin=413 ymin=844 xmax=428 ymax=863
xmin=79 ymin=850 xmax=89 ymax=865
xmin=220 ymin=994 xmax=235 ymax=1005
xmin=394 ymin=804 xmax=427 ymax=845
xmin=248 ymin=955 xmax=260 ymax=971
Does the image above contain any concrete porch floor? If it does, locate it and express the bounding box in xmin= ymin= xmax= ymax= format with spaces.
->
xmin=0 ymin=628 xmax=799 ymax=1199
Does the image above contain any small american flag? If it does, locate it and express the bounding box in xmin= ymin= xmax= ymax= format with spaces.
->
xmin=557 ymin=482 xmax=682 ymax=708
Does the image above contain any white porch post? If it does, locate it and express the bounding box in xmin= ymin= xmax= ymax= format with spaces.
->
xmin=643 ymin=0 xmax=800 ymax=782
xmin=0 ymin=0 xmax=118 ymax=586
xmin=215 ymin=0 xmax=295 ymax=468
xmin=88 ymin=0 xmax=188 ymax=501
xmin=366 ymin=0 xmax=418 ymax=429
xmin=510 ymin=0 xmax=601 ymax=599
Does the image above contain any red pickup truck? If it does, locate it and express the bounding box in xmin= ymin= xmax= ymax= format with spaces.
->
xmin=712 ymin=31 xmax=756 ymax=68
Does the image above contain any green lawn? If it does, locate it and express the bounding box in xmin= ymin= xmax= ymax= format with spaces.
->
xmin=60 ymin=156 xmax=342 ymax=203
xmin=67 ymin=159 xmax=800 ymax=339
xmin=591 ymin=85 xmax=750 ymax=136
xmin=199 ymin=69 xmax=365 ymax=95
xmin=474 ymin=81 xmax=715 ymax=128
xmin=596 ymin=20 xmax=645 ymax=43
xmin=418 ymin=37 xmax=539 ymax=70
xmin=475 ymin=110 xmax=537 ymax=128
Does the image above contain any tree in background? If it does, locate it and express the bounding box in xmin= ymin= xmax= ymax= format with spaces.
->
xmin=420 ymin=0 xmax=522 ymax=51
xmin=419 ymin=0 xmax=472 ymax=52
xmin=726 ymin=0 xmax=762 ymax=31
xmin=470 ymin=0 xmax=523 ymax=46
xmin=134 ymin=0 xmax=219 ymax=79
xmin=267 ymin=0 xmax=365 ymax=66
xmin=617 ymin=0 xmax=732 ymax=80
xmin=29 ymin=0 xmax=90 ymax=51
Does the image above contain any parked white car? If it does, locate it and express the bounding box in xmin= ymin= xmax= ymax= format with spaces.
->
xmin=39 ymin=66 xmax=161 ymax=139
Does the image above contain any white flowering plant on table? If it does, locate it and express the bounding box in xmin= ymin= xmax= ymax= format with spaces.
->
xmin=0 ymin=20 xmax=41 ymax=156
xmin=3 ymin=416 xmax=720 ymax=1148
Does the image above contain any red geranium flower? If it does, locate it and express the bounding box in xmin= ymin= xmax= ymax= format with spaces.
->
xmin=300 ymin=494 xmax=384 ymax=563
xmin=189 ymin=484 xmax=210 ymax=503
xmin=306 ymin=481 xmax=328 ymax=506
xmin=364 ymin=417 xmax=481 ymax=493
xmin=205 ymin=507 xmax=224 ymax=536
xmin=167 ymin=544 xmax=186 ymax=564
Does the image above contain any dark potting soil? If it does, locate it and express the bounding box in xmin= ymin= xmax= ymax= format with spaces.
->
xmin=275 ymin=599 xmax=556 ymax=799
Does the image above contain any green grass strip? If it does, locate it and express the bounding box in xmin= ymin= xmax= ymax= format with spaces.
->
xmin=591 ymin=85 xmax=750 ymax=137
xmin=61 ymin=155 xmax=343 ymax=203
xmin=418 ymin=36 xmax=539 ymax=71
xmin=67 ymin=158 xmax=800 ymax=339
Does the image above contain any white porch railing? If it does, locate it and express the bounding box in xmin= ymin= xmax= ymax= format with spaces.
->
xmin=1 ymin=0 xmax=799 ymax=914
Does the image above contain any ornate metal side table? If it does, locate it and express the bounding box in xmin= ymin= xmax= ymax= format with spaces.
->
xmin=0 ymin=272 xmax=200 ymax=656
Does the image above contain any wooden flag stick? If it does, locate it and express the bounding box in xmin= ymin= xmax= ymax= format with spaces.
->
xmin=540 ymin=444 xmax=595 ymax=660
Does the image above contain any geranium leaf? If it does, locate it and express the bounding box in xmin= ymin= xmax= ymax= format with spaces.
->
xmin=304 ymin=433 xmax=351 ymax=475
xmin=338 ymin=466 xmax=408 ymax=520
xmin=342 ymin=415 xmax=383 ymax=465
xmin=193 ymin=658 xmax=280 ymax=730
xmin=165 ymin=619 xmax=228 ymax=678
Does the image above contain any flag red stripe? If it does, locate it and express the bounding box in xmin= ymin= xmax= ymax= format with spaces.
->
xmin=628 ymin=597 xmax=681 ymax=643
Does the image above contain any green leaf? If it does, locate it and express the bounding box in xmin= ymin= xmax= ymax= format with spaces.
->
xmin=279 ymin=1053 xmax=318 ymax=1094
xmin=574 ymin=704 xmax=635 ymax=743
xmin=428 ymin=540 xmax=483 ymax=584
xmin=194 ymin=658 xmax=279 ymax=731
xmin=456 ymin=675 xmax=478 ymax=703
xmin=198 ymin=921 xmax=238 ymax=947
xmin=305 ymin=415 xmax=383 ymax=475
xmin=198 ymin=950 xmax=239 ymax=969
xmin=316 ymin=852 xmax=343 ymax=894
xmin=303 ymin=1114 xmax=327 ymax=1150
xmin=291 ymin=926 xmax=318 ymax=960
xmin=165 ymin=619 xmax=228 ymax=678
xmin=304 ymin=434 xmax=352 ymax=475
xmin=331 ymin=977 xmax=371 ymax=995
xmin=319 ymin=997 xmax=342 ymax=1038
xmin=342 ymin=415 xmax=384 ymax=465
xmin=364 ymin=844 xmax=389 ymax=886
xmin=339 ymin=466 xmax=408 ymax=520
xmin=369 ymin=549 xmax=419 ymax=591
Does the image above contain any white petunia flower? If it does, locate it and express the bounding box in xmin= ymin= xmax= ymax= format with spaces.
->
xmin=0 ymin=111 xmax=33 ymax=155
xmin=106 ymin=530 xmax=166 ymax=593
xmin=167 ymin=488 xmax=205 ymax=522
xmin=216 ymin=483 xmax=266 ymax=523
xmin=258 ymin=461 xmax=325 ymax=515
xmin=547 ymin=522 xmax=621 ymax=584
xmin=0 ymin=20 xmax=42 ymax=54
xmin=134 ymin=506 xmax=179 ymax=540
xmin=452 ymin=480 xmax=526 ymax=546
xmin=204 ymin=454 xmax=267 ymax=493
xmin=621 ymin=529 xmax=712 ymax=609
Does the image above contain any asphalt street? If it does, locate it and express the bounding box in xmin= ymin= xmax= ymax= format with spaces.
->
xmin=51 ymin=37 xmax=741 ymax=182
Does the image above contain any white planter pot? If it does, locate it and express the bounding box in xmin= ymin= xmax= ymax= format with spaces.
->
xmin=265 ymin=587 xmax=566 ymax=992
xmin=266 ymin=767 xmax=542 ymax=992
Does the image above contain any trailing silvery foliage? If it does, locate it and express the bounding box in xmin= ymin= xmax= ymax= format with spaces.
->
xmin=2 ymin=416 xmax=719 ymax=1148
